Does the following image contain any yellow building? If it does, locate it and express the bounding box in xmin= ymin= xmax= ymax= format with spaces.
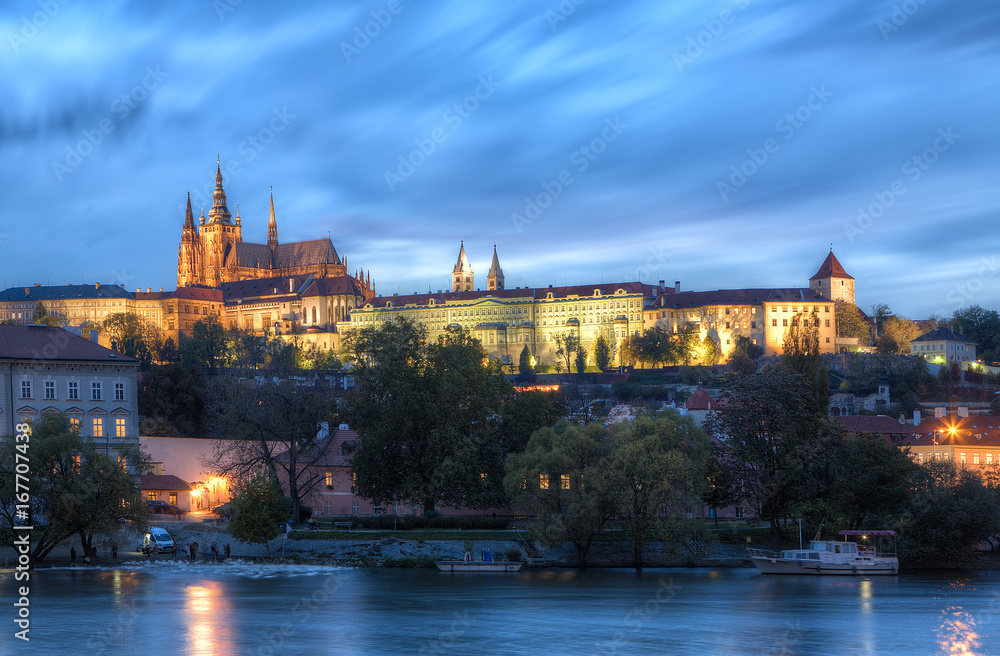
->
xmin=899 ymin=415 xmax=1000 ymax=471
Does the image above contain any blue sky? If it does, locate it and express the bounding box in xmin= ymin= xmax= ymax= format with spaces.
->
xmin=2 ymin=0 xmax=998 ymax=319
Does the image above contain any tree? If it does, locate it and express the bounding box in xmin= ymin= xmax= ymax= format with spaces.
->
xmin=504 ymin=421 xmax=613 ymax=567
xmin=228 ymin=472 xmax=292 ymax=557
xmin=554 ymin=332 xmax=581 ymax=374
xmin=604 ymin=412 xmax=711 ymax=567
xmin=180 ymin=316 xmax=226 ymax=371
xmin=0 ymin=415 xmax=150 ymax=561
xmin=702 ymin=444 xmax=739 ymax=525
xmin=594 ymin=334 xmax=612 ymax=372
xmin=138 ymin=364 xmax=207 ymax=436
xmin=676 ymin=326 xmax=700 ymax=365
xmin=782 ymin=312 xmax=828 ymax=415
xmin=705 ymin=371 xmax=837 ymax=538
xmin=619 ymin=334 xmax=640 ymax=368
xmin=575 ymin=347 xmax=587 ymax=375
xmin=732 ymin=335 xmax=764 ymax=360
xmin=871 ymin=303 xmax=892 ymax=338
xmin=876 ymin=316 xmax=921 ymax=354
xmin=824 ymin=433 xmax=919 ymax=529
xmin=205 ymin=377 xmax=338 ymax=523
xmin=101 ymin=312 xmax=163 ymax=370
xmin=32 ymin=302 xmax=67 ymax=327
xmin=517 ymin=344 xmax=537 ymax=384
xmin=344 ymin=319 xmax=513 ymax=513
xmin=834 ymin=300 xmax=871 ymax=346
xmin=950 ymin=305 xmax=1000 ymax=361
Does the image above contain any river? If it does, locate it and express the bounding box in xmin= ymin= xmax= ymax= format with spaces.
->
xmin=3 ymin=563 xmax=999 ymax=655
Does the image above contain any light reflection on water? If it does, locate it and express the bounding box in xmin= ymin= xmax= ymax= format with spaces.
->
xmin=2 ymin=566 xmax=1000 ymax=655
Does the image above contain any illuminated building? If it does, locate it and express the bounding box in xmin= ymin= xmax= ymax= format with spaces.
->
xmin=909 ymin=326 xmax=977 ymax=365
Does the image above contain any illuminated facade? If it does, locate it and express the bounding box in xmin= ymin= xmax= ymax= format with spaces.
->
xmin=909 ymin=327 xmax=977 ymax=365
xmin=898 ymin=415 xmax=1000 ymax=470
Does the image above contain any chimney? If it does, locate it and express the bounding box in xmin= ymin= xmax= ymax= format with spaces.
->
xmin=146 ymin=288 xmax=151 ymax=293
xmin=159 ymin=288 xmax=163 ymax=292
xmin=34 ymin=283 xmax=40 ymax=287
xmin=958 ymin=406 xmax=969 ymax=418
xmin=24 ymin=288 xmax=29 ymax=297
xmin=898 ymin=412 xmax=905 ymax=425
xmin=290 ymin=278 xmax=295 ymax=293
xmin=674 ymin=281 xmax=681 ymax=293
xmin=658 ymin=280 xmax=665 ymax=291
xmin=95 ymin=282 xmax=101 ymax=290
xmin=934 ymin=406 xmax=945 ymax=419
xmin=913 ymin=410 xmax=921 ymax=426
xmin=136 ymin=288 xmax=141 ymax=293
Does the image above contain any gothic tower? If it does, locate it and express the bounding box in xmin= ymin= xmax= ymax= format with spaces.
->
xmin=487 ymin=245 xmax=504 ymax=291
xmin=452 ymin=241 xmax=474 ymax=292
xmin=267 ymin=190 xmax=278 ymax=249
xmin=177 ymin=192 xmax=200 ymax=287
xmin=810 ymin=249 xmax=855 ymax=305
xmin=201 ymin=160 xmax=240 ymax=287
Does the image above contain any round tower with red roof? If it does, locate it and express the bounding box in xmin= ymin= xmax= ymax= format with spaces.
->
xmin=810 ymin=249 xmax=855 ymax=305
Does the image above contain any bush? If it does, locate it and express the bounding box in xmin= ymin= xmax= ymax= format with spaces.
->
xmin=503 ymin=547 xmax=522 ymax=562
xmin=299 ymin=507 xmax=312 ymax=522
xmin=382 ymin=555 xmax=437 ymax=568
xmin=349 ymin=515 xmax=511 ymax=531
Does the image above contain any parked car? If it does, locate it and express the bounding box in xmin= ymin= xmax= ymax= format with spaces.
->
xmin=212 ymin=502 xmax=232 ymax=518
xmin=139 ymin=527 xmax=175 ymax=554
xmin=147 ymin=500 xmax=183 ymax=516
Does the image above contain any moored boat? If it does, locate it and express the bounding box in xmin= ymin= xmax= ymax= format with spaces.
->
xmin=434 ymin=561 xmax=524 ymax=573
xmin=748 ymin=530 xmax=898 ymax=575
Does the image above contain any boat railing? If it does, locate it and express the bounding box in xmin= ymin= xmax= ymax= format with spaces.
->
xmin=747 ymin=547 xmax=779 ymax=559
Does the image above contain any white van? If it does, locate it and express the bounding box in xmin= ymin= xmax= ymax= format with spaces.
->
xmin=141 ymin=527 xmax=175 ymax=554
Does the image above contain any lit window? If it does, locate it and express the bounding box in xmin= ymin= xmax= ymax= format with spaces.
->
xmin=93 ymin=417 xmax=103 ymax=437
xmin=169 ymin=492 xmax=178 ymax=505
xmin=69 ymin=417 xmax=80 ymax=434
xmin=325 ymin=472 xmax=333 ymax=487
xmin=148 ymin=492 xmax=157 ymax=501
xmin=115 ymin=417 xmax=127 ymax=438
xmin=560 ymin=474 xmax=570 ymax=490
xmin=988 ymin=453 xmax=994 ymax=465
xmin=540 ymin=474 xmax=549 ymax=490
xmin=973 ymin=453 xmax=980 ymax=465
xmin=118 ymin=455 xmax=127 ymax=470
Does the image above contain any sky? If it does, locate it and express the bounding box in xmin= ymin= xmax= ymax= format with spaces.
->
xmin=1 ymin=0 xmax=998 ymax=319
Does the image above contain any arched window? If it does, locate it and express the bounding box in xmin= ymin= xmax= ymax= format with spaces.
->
xmin=312 ymin=307 xmax=318 ymax=324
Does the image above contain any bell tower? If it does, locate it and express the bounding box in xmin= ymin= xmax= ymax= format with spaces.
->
xmin=487 ymin=245 xmax=504 ymax=291
xmin=810 ymin=249 xmax=855 ymax=305
xmin=452 ymin=241 xmax=474 ymax=292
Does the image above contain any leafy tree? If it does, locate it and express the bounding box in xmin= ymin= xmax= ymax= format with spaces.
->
xmin=496 ymin=391 xmax=563 ymax=456
xmin=344 ymin=319 xmax=513 ymax=513
xmin=876 ymin=316 xmax=921 ymax=354
xmin=101 ymin=312 xmax=163 ymax=370
xmin=504 ymin=421 xmax=613 ymax=567
xmin=676 ymin=325 xmax=700 ymax=365
xmin=825 ymin=433 xmax=919 ymax=529
xmin=0 ymin=415 xmax=150 ymax=561
xmin=205 ymin=377 xmax=338 ymax=523
xmin=554 ymin=332 xmax=581 ymax=374
xmin=159 ymin=337 xmax=180 ymax=364
xmin=575 ymin=347 xmax=587 ymax=375
xmin=871 ymin=303 xmax=892 ymax=337
xmin=706 ymin=370 xmax=837 ymax=538
xmin=228 ymin=472 xmax=292 ymax=557
xmin=950 ymin=305 xmax=1000 ymax=361
xmin=782 ymin=312 xmax=828 ymax=415
xmin=637 ymin=326 xmax=675 ymax=367
xmin=180 ymin=316 xmax=226 ymax=372
xmin=604 ymin=412 xmax=711 ymax=567
xmin=619 ymin=334 xmax=640 ymax=367
xmin=834 ymin=300 xmax=871 ymax=345
xmin=732 ymin=335 xmax=764 ymax=360
xmin=138 ymin=364 xmax=207 ymax=436
xmin=594 ymin=334 xmax=612 ymax=371
xmin=702 ymin=444 xmax=739 ymax=524
xmin=937 ymin=362 xmax=952 ymax=386
xmin=697 ymin=335 xmax=720 ymax=365
xmin=517 ymin=344 xmax=537 ymax=384
xmin=32 ymin=302 xmax=68 ymax=327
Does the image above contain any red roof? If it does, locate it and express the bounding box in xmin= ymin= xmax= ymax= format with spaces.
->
xmin=685 ymin=389 xmax=717 ymax=411
xmin=834 ymin=415 xmax=910 ymax=434
xmin=0 ymin=325 xmax=137 ymax=363
xmin=897 ymin=415 xmax=1000 ymax=447
xmin=810 ymin=251 xmax=854 ymax=281
xmin=140 ymin=474 xmax=192 ymax=491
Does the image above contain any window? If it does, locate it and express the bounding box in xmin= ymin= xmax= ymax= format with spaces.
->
xmin=69 ymin=417 xmax=80 ymax=434
xmin=325 ymin=472 xmax=333 ymax=487
xmin=148 ymin=492 xmax=157 ymax=501
xmin=735 ymin=507 xmax=745 ymax=519
xmin=72 ymin=455 xmax=81 ymax=473
xmin=115 ymin=418 xmax=127 ymax=438
xmin=118 ymin=455 xmax=127 ymax=471
xmin=324 ymin=501 xmax=332 ymax=514
xmin=169 ymin=493 xmax=178 ymax=505
xmin=44 ymin=381 xmax=56 ymax=400
xmin=988 ymin=453 xmax=994 ymax=465
xmin=115 ymin=382 xmax=125 ymax=401
xmin=960 ymin=453 xmax=967 ymax=465
xmin=782 ymin=319 xmax=788 ymax=327
xmin=67 ymin=381 xmax=79 ymax=400
xmin=751 ymin=322 xmax=756 ymax=329
xmin=93 ymin=417 xmax=103 ymax=437
xmin=540 ymin=474 xmax=549 ymax=490
xmin=312 ymin=307 xmax=318 ymax=324
xmin=560 ymin=474 xmax=570 ymax=490
xmin=352 ymin=501 xmax=359 ymax=515
xmin=974 ymin=453 xmax=980 ymax=465
xmin=20 ymin=380 xmax=31 ymax=399
xmin=772 ymin=319 xmax=777 ymax=327
xmin=91 ymin=381 xmax=102 ymax=401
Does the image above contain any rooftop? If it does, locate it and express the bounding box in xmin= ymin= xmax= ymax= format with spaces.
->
xmin=0 ymin=325 xmax=137 ymax=363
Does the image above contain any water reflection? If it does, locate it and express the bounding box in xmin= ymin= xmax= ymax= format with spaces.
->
xmin=937 ymin=607 xmax=981 ymax=656
xmin=185 ymin=581 xmax=236 ymax=656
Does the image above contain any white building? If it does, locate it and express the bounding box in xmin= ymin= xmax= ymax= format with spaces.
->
xmin=0 ymin=325 xmax=139 ymax=459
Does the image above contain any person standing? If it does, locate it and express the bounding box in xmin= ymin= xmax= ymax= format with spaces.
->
xmin=211 ymin=541 xmax=218 ymax=562
xmin=151 ymin=542 xmax=159 ymax=562
xmin=191 ymin=541 xmax=198 ymax=562
xmin=70 ymin=547 xmax=77 ymax=565
xmin=112 ymin=542 xmax=118 ymax=560
xmin=224 ymin=543 xmax=231 ymax=561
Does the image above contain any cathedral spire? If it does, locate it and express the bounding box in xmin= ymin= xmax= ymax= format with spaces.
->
xmin=183 ymin=192 xmax=195 ymax=230
xmin=487 ymin=244 xmax=504 ymax=291
xmin=208 ymin=158 xmax=232 ymax=224
xmin=267 ymin=188 xmax=278 ymax=248
xmin=452 ymin=241 xmax=474 ymax=292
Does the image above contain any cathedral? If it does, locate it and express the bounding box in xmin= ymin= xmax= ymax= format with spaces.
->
xmin=177 ymin=161 xmax=373 ymax=295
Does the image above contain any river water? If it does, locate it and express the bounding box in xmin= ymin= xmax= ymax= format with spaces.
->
xmin=3 ymin=563 xmax=999 ymax=655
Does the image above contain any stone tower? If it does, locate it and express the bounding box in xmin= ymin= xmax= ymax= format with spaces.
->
xmin=200 ymin=160 xmax=241 ymax=288
xmin=810 ymin=249 xmax=855 ymax=305
xmin=487 ymin=245 xmax=504 ymax=291
xmin=177 ymin=193 xmax=200 ymax=287
xmin=452 ymin=242 xmax=474 ymax=292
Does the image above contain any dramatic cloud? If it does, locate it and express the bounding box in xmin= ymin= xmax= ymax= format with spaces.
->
xmin=1 ymin=0 xmax=998 ymax=317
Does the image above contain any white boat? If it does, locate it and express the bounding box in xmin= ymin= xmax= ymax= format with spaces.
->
xmin=434 ymin=561 xmax=524 ymax=573
xmin=748 ymin=530 xmax=898 ymax=575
